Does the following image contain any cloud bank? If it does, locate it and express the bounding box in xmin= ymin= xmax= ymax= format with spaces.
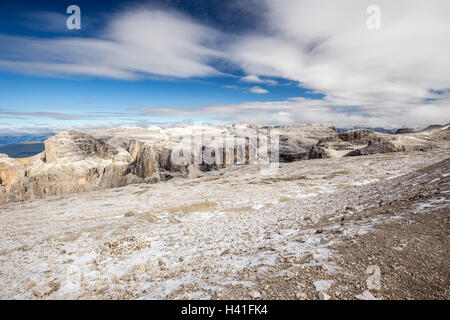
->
xmin=0 ymin=0 xmax=449 ymax=128
xmin=0 ymin=9 xmax=223 ymax=79
xmin=225 ymin=0 xmax=450 ymax=127
xmin=133 ymin=93 xmax=450 ymax=129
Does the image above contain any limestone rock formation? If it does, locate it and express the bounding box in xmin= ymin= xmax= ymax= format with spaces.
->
xmin=0 ymin=124 xmax=448 ymax=205
xmin=277 ymin=125 xmax=337 ymax=162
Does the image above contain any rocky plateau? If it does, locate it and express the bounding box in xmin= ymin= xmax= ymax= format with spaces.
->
xmin=0 ymin=123 xmax=449 ymax=300
xmin=1 ymin=124 xmax=448 ymax=205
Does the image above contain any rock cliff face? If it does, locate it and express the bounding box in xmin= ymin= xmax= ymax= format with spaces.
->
xmin=1 ymin=124 xmax=448 ymax=205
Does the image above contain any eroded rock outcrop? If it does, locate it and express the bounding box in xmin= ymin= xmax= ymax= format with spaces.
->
xmin=1 ymin=124 xmax=447 ymax=205
xmin=277 ymin=125 xmax=338 ymax=162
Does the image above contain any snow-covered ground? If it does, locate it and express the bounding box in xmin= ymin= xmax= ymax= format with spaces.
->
xmin=0 ymin=150 xmax=448 ymax=299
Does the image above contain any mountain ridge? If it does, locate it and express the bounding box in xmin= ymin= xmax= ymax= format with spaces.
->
xmin=0 ymin=124 xmax=448 ymax=205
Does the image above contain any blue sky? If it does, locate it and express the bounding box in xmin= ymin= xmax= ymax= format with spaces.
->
xmin=0 ymin=71 xmax=318 ymax=128
xmin=0 ymin=0 xmax=449 ymax=135
xmin=0 ymin=0 xmax=321 ymax=132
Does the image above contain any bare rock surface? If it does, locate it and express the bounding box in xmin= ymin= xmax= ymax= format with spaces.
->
xmin=355 ymin=290 xmax=377 ymax=300
xmin=1 ymin=124 xmax=447 ymax=205
xmin=0 ymin=146 xmax=448 ymax=299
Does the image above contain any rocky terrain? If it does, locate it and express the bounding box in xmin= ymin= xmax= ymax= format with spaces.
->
xmin=0 ymin=123 xmax=448 ymax=300
xmin=1 ymin=124 xmax=448 ymax=205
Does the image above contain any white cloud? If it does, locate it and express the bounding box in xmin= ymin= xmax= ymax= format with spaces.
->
xmin=0 ymin=1 xmax=449 ymax=128
xmin=249 ymin=86 xmax=269 ymax=94
xmin=240 ymin=75 xmax=277 ymax=85
xmin=229 ymin=0 xmax=450 ymax=122
xmin=222 ymin=85 xmax=240 ymax=90
xmin=0 ymin=9 xmax=224 ymax=79
xmin=133 ymin=94 xmax=450 ymax=129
